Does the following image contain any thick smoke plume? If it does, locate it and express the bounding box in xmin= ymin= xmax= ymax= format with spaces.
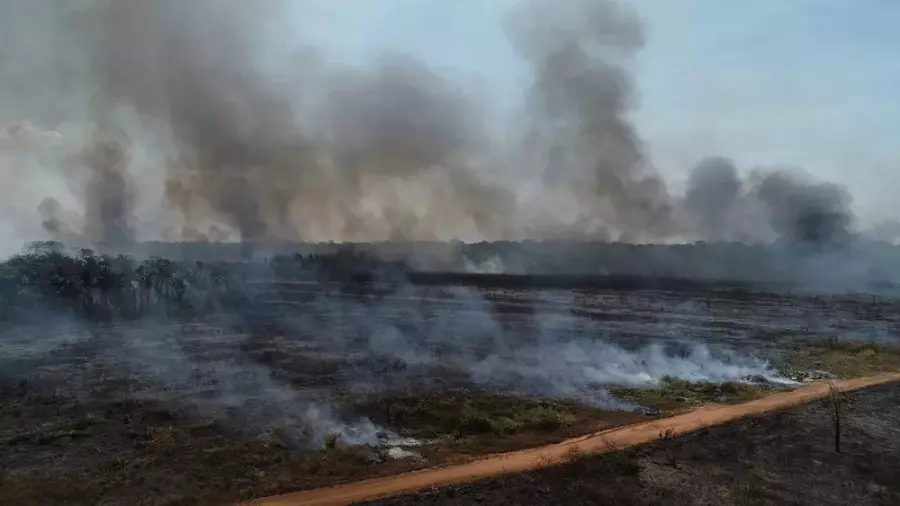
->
xmin=683 ymin=156 xmax=856 ymax=246
xmin=91 ymin=0 xmax=517 ymax=244
xmin=509 ymin=0 xmax=673 ymax=240
xmin=0 ymin=0 xmax=877 ymax=249
xmin=754 ymin=170 xmax=853 ymax=246
xmin=683 ymin=157 xmax=746 ymax=241
xmin=0 ymin=0 xmax=882 ymax=456
xmin=76 ymin=134 xmax=137 ymax=246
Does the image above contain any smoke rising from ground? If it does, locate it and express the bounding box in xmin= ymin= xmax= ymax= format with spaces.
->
xmin=0 ymin=0 xmax=878 ymax=249
xmin=90 ymin=0 xmax=517 ymax=244
xmin=0 ymin=0 xmax=886 ymax=461
xmin=754 ymin=170 xmax=854 ymax=246
xmin=268 ymin=285 xmax=788 ymax=409
xmin=111 ymin=323 xmax=387 ymax=447
xmin=1 ymin=280 xmax=791 ymax=448
xmin=510 ymin=0 xmax=673 ymax=240
xmin=682 ymin=156 xmax=857 ymax=246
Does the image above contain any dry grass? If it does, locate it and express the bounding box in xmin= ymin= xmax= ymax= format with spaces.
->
xmin=610 ymin=377 xmax=769 ymax=413
xmin=347 ymin=388 xmax=649 ymax=459
xmin=143 ymin=426 xmax=178 ymax=453
xmin=781 ymin=338 xmax=900 ymax=379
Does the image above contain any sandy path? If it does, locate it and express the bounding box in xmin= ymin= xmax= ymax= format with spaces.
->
xmin=244 ymin=373 xmax=900 ymax=506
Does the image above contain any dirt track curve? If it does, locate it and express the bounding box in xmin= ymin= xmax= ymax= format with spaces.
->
xmin=243 ymin=373 xmax=900 ymax=506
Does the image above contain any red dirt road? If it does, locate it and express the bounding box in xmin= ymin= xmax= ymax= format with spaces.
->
xmin=243 ymin=373 xmax=900 ymax=506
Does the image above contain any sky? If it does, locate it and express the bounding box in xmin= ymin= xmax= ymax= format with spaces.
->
xmin=296 ymin=0 xmax=900 ymax=222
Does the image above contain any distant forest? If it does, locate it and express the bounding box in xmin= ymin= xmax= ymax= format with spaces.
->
xmin=1 ymin=239 xmax=898 ymax=322
xmin=22 ymin=238 xmax=900 ymax=287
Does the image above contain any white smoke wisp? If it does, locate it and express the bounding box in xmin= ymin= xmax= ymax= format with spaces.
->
xmin=287 ymin=283 xmax=793 ymax=410
xmin=470 ymin=341 xmax=792 ymax=396
xmin=465 ymin=288 xmax=794 ymax=403
xmin=0 ymin=121 xmax=73 ymax=256
xmin=462 ymin=254 xmax=507 ymax=274
xmin=105 ymin=323 xmax=392 ymax=448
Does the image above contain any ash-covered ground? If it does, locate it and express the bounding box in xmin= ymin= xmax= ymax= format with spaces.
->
xmin=368 ymin=381 xmax=900 ymax=506
xmin=1 ymin=275 xmax=899 ymax=505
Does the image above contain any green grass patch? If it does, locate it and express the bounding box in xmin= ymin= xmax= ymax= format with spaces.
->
xmin=780 ymin=338 xmax=900 ymax=379
xmin=346 ymin=388 xmax=651 ymax=460
xmin=349 ymin=389 xmax=615 ymax=439
xmin=611 ymin=376 xmax=768 ymax=413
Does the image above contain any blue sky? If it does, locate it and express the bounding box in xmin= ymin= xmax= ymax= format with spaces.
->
xmin=295 ymin=0 xmax=900 ymax=221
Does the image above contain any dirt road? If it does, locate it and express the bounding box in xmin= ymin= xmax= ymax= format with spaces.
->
xmin=244 ymin=373 xmax=900 ymax=506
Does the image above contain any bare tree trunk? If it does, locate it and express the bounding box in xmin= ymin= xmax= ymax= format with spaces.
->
xmin=828 ymin=382 xmax=842 ymax=453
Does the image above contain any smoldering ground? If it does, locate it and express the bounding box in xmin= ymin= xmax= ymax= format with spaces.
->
xmin=0 ymin=0 xmax=884 ymax=451
xmin=0 ymin=278 xmax=790 ymax=451
xmin=0 ymin=0 xmax=882 ymax=249
xmin=0 ymin=317 xmax=398 ymax=449
xmin=246 ymin=282 xmax=789 ymax=404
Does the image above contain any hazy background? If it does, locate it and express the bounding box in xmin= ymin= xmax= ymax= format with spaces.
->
xmin=1 ymin=0 xmax=897 ymax=252
xmin=300 ymin=0 xmax=899 ymax=223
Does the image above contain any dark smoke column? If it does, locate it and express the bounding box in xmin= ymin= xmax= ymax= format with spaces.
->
xmin=684 ymin=156 xmax=743 ymax=241
xmin=79 ymin=135 xmax=136 ymax=248
xmin=754 ymin=171 xmax=854 ymax=247
xmin=508 ymin=0 xmax=674 ymax=240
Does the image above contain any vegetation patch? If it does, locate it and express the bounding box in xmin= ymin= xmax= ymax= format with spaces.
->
xmin=0 ymin=402 xmax=424 ymax=506
xmin=611 ymin=376 xmax=769 ymax=413
xmin=780 ymin=338 xmax=900 ymax=379
xmin=348 ymin=388 xmax=647 ymax=457
xmin=351 ymin=389 xmax=593 ymax=437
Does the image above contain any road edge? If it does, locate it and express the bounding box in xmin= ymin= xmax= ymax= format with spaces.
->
xmin=242 ymin=373 xmax=900 ymax=506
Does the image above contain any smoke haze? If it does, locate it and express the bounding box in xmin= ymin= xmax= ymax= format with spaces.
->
xmin=1 ymin=0 xmax=892 ymax=459
xmin=0 ymin=0 xmax=883 ymax=251
xmin=682 ymin=156 xmax=857 ymax=246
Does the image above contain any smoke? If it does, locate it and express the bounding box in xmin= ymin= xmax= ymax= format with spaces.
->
xmin=85 ymin=0 xmax=519 ymax=244
xmin=683 ymin=156 xmax=856 ymax=246
xmin=0 ymin=0 xmax=883 ymax=456
xmin=77 ymin=134 xmax=137 ymax=246
xmin=463 ymin=254 xmax=507 ymax=274
xmin=2 ymin=276 xmax=792 ymax=448
xmin=470 ymin=342 xmax=789 ymax=400
xmin=0 ymin=0 xmax=884 ymax=250
xmin=0 ymin=0 xmax=668 ymax=246
xmin=111 ymin=323 xmax=385 ymax=446
xmin=509 ymin=0 xmax=673 ymax=240
xmin=753 ymin=169 xmax=854 ymax=246
xmin=869 ymin=219 xmax=900 ymax=245
xmin=267 ymin=284 xmax=788 ymax=408
xmin=683 ymin=157 xmax=745 ymax=241
xmin=1 ymin=317 xmax=394 ymax=448
xmin=0 ymin=121 xmax=137 ymax=246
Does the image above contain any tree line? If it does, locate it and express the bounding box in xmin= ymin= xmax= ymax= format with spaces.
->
xmin=2 ymin=239 xmax=897 ymax=323
xmin=0 ymin=241 xmax=248 ymax=321
xmin=0 ymin=242 xmax=408 ymax=322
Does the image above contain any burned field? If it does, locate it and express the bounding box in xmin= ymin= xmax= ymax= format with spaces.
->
xmin=1 ymin=250 xmax=900 ymax=505
xmin=4 ymin=0 xmax=900 ymax=503
xmin=368 ymin=381 xmax=900 ymax=506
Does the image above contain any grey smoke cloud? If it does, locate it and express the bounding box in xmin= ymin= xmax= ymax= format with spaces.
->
xmin=509 ymin=0 xmax=673 ymax=240
xmin=684 ymin=157 xmax=743 ymax=241
xmin=683 ymin=155 xmax=857 ymax=246
xmin=753 ymin=169 xmax=854 ymax=246
xmin=0 ymin=0 xmax=877 ymax=248
xmin=88 ymin=1 xmax=519 ymax=243
xmin=265 ymin=284 xmax=787 ymax=407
